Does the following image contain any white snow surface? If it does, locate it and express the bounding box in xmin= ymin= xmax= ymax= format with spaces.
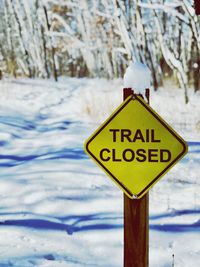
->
xmin=123 ymin=62 xmax=151 ymax=94
xmin=0 ymin=77 xmax=199 ymax=267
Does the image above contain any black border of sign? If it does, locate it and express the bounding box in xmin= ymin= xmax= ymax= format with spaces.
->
xmin=85 ymin=95 xmax=188 ymax=199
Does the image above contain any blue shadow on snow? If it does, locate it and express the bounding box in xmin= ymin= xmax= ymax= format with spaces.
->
xmin=1 ymin=209 xmax=200 ymax=234
xmin=0 ymin=148 xmax=87 ymax=167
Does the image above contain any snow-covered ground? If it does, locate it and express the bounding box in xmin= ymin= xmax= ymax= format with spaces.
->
xmin=0 ymin=78 xmax=199 ymax=267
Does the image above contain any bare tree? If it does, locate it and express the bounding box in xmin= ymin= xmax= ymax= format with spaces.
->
xmin=43 ymin=5 xmax=58 ymax=81
xmin=0 ymin=0 xmax=200 ymax=100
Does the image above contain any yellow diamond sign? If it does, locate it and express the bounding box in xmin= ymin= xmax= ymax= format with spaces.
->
xmin=84 ymin=95 xmax=188 ymax=199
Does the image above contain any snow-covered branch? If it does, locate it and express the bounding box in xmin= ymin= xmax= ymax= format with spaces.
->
xmin=0 ymin=0 xmax=199 ymax=94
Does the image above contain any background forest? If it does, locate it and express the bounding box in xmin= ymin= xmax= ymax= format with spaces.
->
xmin=0 ymin=0 xmax=200 ymax=102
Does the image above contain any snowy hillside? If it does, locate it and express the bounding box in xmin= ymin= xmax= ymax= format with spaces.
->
xmin=0 ymin=78 xmax=200 ymax=267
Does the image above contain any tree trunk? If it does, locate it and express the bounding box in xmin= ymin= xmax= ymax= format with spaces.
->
xmin=43 ymin=5 xmax=58 ymax=82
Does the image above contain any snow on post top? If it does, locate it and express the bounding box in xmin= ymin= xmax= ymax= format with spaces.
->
xmin=123 ymin=62 xmax=151 ymax=94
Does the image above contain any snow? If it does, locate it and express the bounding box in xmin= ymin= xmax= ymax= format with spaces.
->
xmin=123 ymin=62 xmax=151 ymax=94
xmin=0 ymin=77 xmax=200 ymax=266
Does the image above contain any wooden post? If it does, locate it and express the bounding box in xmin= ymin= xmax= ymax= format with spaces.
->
xmin=194 ymin=0 xmax=200 ymax=15
xmin=123 ymin=88 xmax=149 ymax=267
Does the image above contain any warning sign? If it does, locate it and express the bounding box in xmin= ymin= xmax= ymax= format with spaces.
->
xmin=84 ymin=95 xmax=188 ymax=199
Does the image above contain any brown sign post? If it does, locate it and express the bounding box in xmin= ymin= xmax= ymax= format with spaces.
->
xmin=194 ymin=0 xmax=200 ymax=15
xmin=84 ymin=85 xmax=187 ymax=266
xmin=123 ymin=88 xmax=149 ymax=267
